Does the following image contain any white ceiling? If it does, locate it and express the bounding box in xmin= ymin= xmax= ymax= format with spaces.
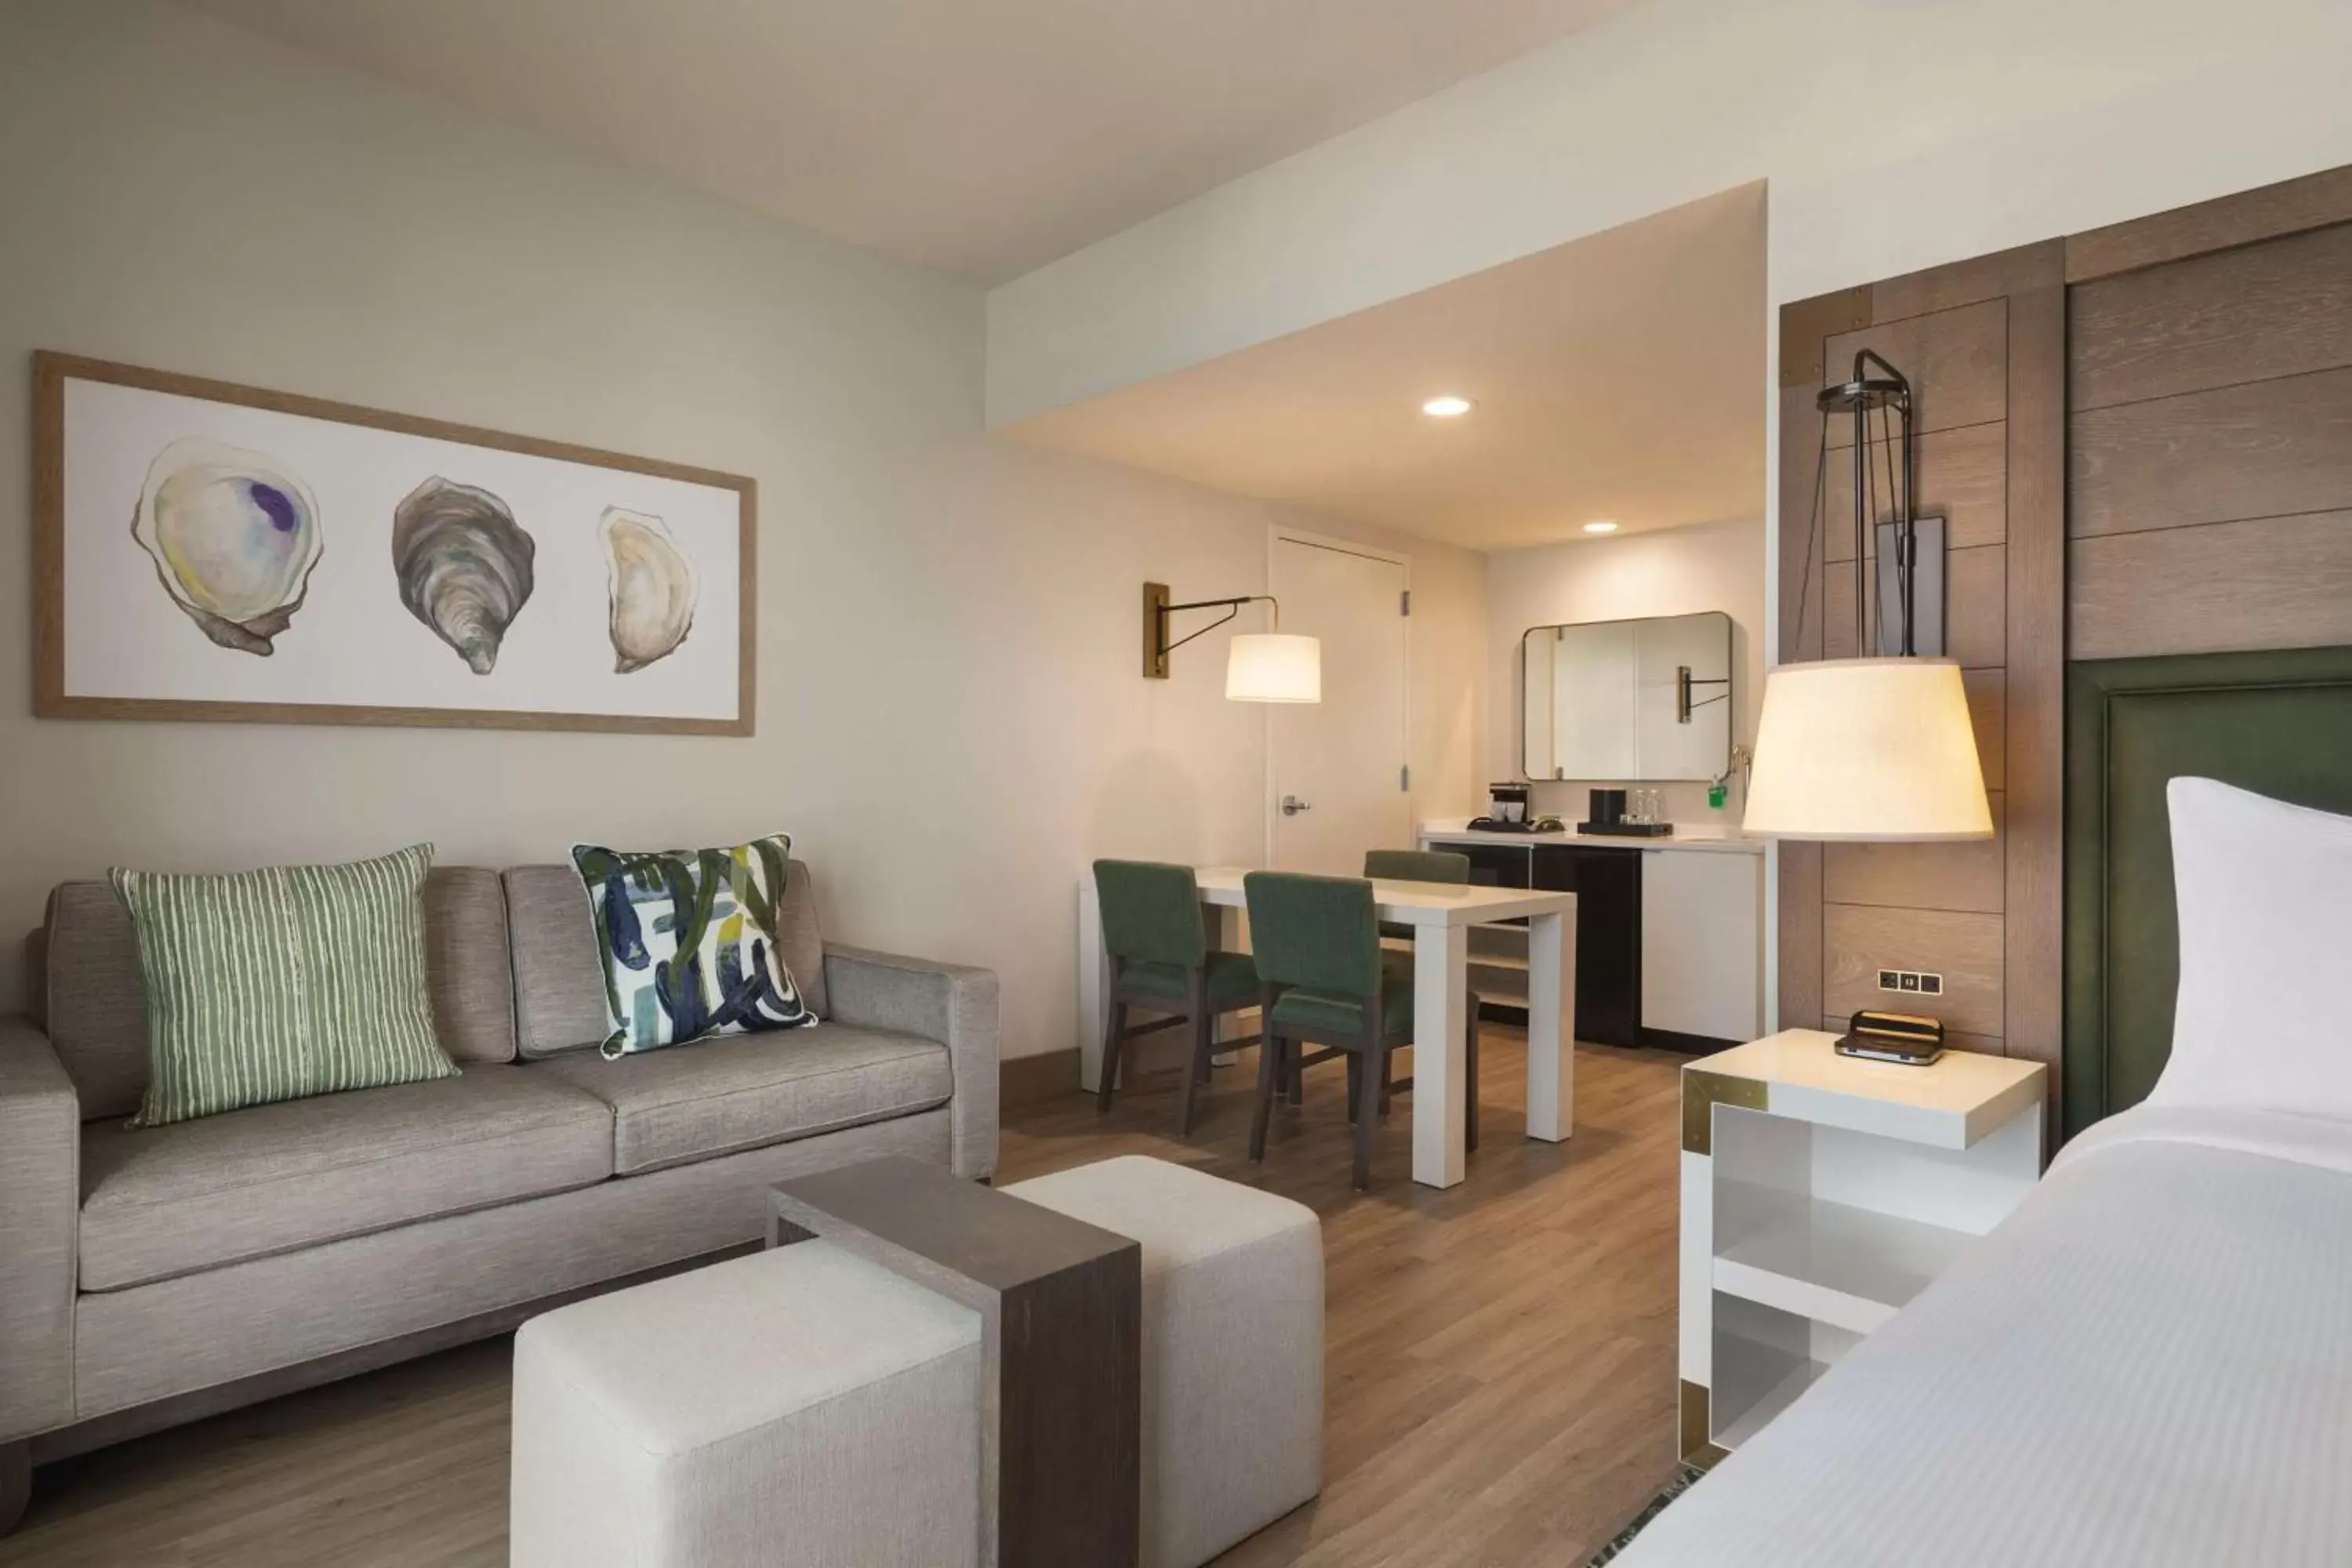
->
xmin=177 ymin=0 xmax=1634 ymax=284
xmin=1006 ymin=185 xmax=1768 ymax=552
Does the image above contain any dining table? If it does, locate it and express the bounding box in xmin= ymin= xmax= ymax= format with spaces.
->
xmin=1076 ymin=867 xmax=1577 ymax=1189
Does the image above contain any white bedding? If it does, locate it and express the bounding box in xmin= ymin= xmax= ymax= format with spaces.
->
xmin=1614 ymin=1106 xmax=2352 ymax=1566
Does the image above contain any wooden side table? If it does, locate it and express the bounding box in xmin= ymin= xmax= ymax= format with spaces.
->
xmin=768 ymin=1156 xmax=1142 ymax=1568
xmin=1677 ymin=1029 xmax=2045 ymax=1466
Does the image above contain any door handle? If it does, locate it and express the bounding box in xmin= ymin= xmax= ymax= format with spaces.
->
xmin=1280 ymin=794 xmax=1313 ymax=816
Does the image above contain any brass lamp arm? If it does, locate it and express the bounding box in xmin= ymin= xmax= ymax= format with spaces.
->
xmin=1142 ymin=583 xmax=1280 ymax=677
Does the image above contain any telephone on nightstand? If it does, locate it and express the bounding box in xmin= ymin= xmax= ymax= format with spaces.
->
xmin=1834 ymin=1008 xmax=1946 ymax=1065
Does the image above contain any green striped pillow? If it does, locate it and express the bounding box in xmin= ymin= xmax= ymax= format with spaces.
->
xmin=111 ymin=844 xmax=457 ymax=1127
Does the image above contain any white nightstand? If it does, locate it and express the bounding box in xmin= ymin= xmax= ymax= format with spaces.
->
xmin=1678 ymin=1029 xmax=2046 ymax=1466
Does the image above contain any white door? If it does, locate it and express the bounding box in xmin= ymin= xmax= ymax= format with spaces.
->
xmin=1269 ymin=535 xmax=1410 ymax=873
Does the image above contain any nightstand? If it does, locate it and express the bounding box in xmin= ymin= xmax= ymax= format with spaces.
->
xmin=1677 ymin=1029 xmax=2045 ymax=1466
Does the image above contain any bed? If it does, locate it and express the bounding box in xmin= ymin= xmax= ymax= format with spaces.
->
xmin=1616 ymin=646 xmax=2352 ymax=1566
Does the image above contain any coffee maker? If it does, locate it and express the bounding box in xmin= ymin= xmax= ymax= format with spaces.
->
xmin=1468 ymin=782 xmax=1559 ymax=833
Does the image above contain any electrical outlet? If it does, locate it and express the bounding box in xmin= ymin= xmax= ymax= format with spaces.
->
xmin=1875 ymin=968 xmax=1946 ymax=998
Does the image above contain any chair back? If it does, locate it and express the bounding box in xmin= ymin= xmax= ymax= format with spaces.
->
xmin=1243 ymin=871 xmax=1381 ymax=1000
xmin=1092 ymin=860 xmax=1207 ymax=969
xmin=1363 ymin=849 xmax=1470 ymax=884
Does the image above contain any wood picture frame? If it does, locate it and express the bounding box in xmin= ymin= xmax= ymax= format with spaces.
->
xmin=32 ymin=350 xmax=757 ymax=735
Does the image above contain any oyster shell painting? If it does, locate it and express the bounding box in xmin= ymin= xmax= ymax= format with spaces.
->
xmin=391 ymin=477 xmax=536 ymax=674
xmin=599 ymin=506 xmax=699 ymax=673
xmin=130 ymin=437 xmax=323 ymax=655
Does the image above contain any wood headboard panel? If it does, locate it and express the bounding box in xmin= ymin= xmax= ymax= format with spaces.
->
xmin=2063 ymin=645 xmax=2352 ymax=1136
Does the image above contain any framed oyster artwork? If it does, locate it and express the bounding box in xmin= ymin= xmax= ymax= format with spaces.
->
xmin=31 ymin=352 xmax=755 ymax=735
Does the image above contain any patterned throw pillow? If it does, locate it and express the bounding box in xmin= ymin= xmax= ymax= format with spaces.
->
xmin=571 ymin=834 xmax=818 ymax=1057
xmin=111 ymin=844 xmax=457 ymax=1127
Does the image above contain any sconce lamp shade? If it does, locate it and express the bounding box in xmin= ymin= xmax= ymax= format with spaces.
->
xmin=1226 ymin=633 xmax=1321 ymax=703
xmin=1742 ymin=658 xmax=1992 ymax=841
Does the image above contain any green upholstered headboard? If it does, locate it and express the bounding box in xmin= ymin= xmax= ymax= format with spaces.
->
xmin=2064 ymin=645 xmax=2352 ymax=1138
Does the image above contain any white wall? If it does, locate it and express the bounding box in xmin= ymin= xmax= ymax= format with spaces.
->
xmin=0 ymin=0 xmax=1487 ymax=1059
xmin=988 ymin=0 xmax=2352 ymax=423
xmin=1486 ymin=518 xmax=1764 ymax=826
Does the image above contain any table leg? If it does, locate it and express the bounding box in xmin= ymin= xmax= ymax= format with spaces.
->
xmin=1526 ymin=906 xmax=1576 ymax=1143
xmin=1078 ymin=878 xmax=1111 ymax=1094
xmin=1208 ymin=901 xmax=1245 ymax=1065
xmin=1410 ymin=923 xmax=1468 ymax=1189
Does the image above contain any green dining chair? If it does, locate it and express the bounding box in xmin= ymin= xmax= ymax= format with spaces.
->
xmin=1246 ymin=869 xmax=1477 ymax=1189
xmin=1093 ymin=859 xmax=1261 ymax=1136
xmin=1363 ymin=848 xmax=1480 ymax=1153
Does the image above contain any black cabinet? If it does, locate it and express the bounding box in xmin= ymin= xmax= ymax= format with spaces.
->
xmin=1532 ymin=844 xmax=1642 ymax=1048
xmin=1456 ymin=843 xmax=1532 ymax=891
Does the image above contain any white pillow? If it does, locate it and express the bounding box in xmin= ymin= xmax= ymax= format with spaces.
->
xmin=2147 ymin=778 xmax=2352 ymax=1114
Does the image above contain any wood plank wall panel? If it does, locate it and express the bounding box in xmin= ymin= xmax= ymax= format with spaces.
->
xmin=1777 ymin=243 xmax=2065 ymax=1090
xmin=1824 ymin=905 xmax=2005 ymax=1037
xmin=2070 ymin=209 xmax=2352 ymax=662
xmin=1824 ymin=421 xmax=2009 ymax=561
xmin=2071 ymin=222 xmax=2352 ymax=412
xmin=2066 ymin=164 xmax=2352 ymax=284
xmin=1965 ymin=670 xmax=2007 ymax=792
xmin=2071 ymin=366 xmax=2352 ymax=537
xmin=1824 ymin=545 xmax=2007 ymax=668
xmin=2001 ymin=275 xmax=2068 ymax=1087
xmin=1823 ymin=299 xmax=2009 ymax=446
xmin=1826 ymin=793 xmax=2008 ymax=913
xmin=2072 ymin=510 xmax=2352 ymax=659
xmin=1776 ymin=376 xmax=1830 ymax=1033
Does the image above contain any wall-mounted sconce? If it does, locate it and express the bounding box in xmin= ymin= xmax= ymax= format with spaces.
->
xmin=1142 ymin=583 xmax=1321 ymax=703
xmin=1817 ymin=349 xmax=1944 ymax=657
xmin=1744 ymin=350 xmax=1991 ymax=844
xmin=1675 ymin=664 xmax=1730 ymax=724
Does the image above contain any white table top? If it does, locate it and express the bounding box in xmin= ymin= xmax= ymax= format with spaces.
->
xmin=1190 ymin=866 xmax=1574 ymax=928
xmin=1420 ymin=820 xmax=1766 ymax=855
xmin=1690 ymin=1029 xmax=2045 ymax=1149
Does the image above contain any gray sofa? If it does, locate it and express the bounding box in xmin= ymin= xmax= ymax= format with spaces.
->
xmin=0 ymin=859 xmax=996 ymax=1521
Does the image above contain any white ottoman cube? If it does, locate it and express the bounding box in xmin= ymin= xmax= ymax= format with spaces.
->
xmin=1004 ymin=1155 xmax=1323 ymax=1568
xmin=510 ymin=1240 xmax=980 ymax=1568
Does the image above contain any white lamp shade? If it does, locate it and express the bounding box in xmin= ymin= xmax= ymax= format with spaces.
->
xmin=1225 ymin=633 xmax=1321 ymax=703
xmin=1742 ymin=658 xmax=1992 ymax=841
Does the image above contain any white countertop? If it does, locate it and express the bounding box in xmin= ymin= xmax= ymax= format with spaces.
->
xmin=1418 ymin=819 xmax=1766 ymax=855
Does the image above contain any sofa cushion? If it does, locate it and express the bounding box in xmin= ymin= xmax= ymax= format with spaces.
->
xmin=39 ymin=867 xmax=519 ymax=1121
xmin=111 ymin=845 xmax=458 ymax=1127
xmin=569 ymin=836 xmax=818 ymax=1055
xmin=78 ymin=1067 xmax=613 ymax=1291
xmin=506 ymin=859 xmax=828 ymax=1059
xmin=527 ymin=1024 xmax=949 ymax=1175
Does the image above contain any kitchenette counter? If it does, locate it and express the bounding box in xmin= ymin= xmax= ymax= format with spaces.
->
xmin=1417 ymin=820 xmax=1766 ymax=855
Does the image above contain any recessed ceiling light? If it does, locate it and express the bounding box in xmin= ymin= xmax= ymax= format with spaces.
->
xmin=1584 ymin=520 xmax=1620 ymax=534
xmin=1421 ymin=395 xmax=1474 ymax=418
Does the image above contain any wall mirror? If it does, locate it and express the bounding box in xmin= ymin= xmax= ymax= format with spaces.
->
xmin=1521 ymin=611 xmax=1733 ymax=781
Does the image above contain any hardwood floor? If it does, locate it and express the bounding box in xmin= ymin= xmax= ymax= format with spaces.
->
xmin=0 ymin=1031 xmax=1687 ymax=1566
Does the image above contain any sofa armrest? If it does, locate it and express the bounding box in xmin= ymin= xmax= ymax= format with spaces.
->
xmin=822 ymin=946 xmax=999 ymax=1181
xmin=0 ymin=1016 xmax=78 ymax=1443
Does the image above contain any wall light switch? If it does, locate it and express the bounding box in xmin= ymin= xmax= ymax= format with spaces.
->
xmin=1919 ymin=973 xmax=1943 ymax=996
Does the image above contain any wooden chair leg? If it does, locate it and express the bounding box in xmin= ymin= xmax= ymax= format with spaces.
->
xmin=1352 ymin=1036 xmax=1384 ymax=1190
xmin=1249 ymin=1020 xmax=1282 ymax=1163
xmin=1095 ymin=999 xmax=1128 ymax=1114
xmin=1345 ymin=1056 xmax=1363 ymax=1126
xmin=1177 ymin=977 xmax=1210 ymax=1138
